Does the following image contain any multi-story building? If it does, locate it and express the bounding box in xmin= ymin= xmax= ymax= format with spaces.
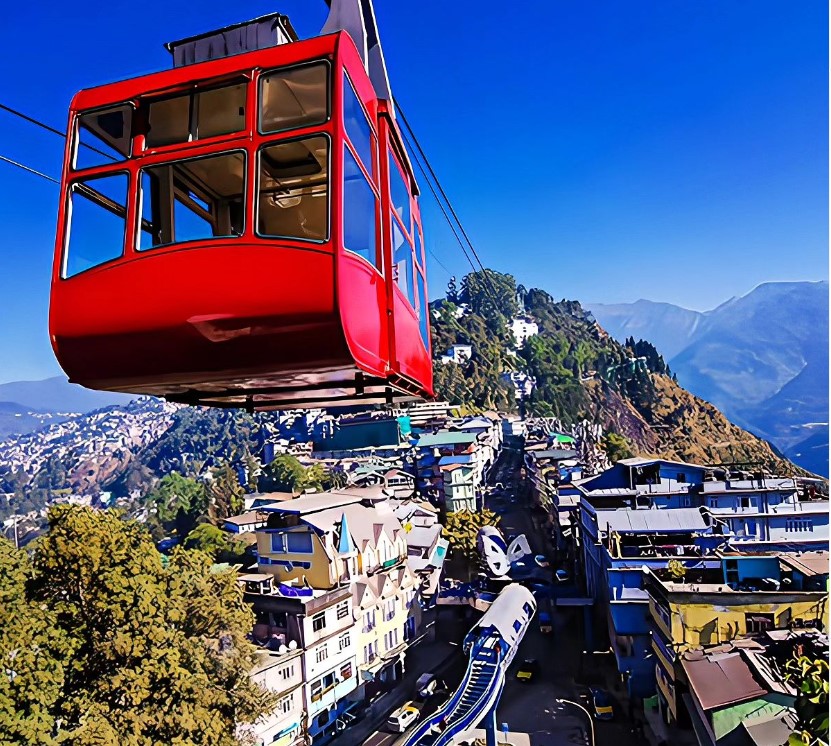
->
xmin=441 ymin=463 xmax=477 ymax=512
xmin=252 ymin=489 xmax=424 ymax=740
xmin=644 ymin=552 xmax=829 ymax=729
xmin=238 ymin=648 xmax=305 ymax=746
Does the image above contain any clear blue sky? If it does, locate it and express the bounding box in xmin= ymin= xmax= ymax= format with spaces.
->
xmin=0 ymin=0 xmax=827 ymax=383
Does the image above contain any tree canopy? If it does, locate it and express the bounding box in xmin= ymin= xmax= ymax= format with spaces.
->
xmin=0 ymin=505 xmax=275 ymax=746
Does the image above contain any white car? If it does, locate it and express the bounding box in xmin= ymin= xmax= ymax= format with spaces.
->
xmin=387 ymin=702 xmax=420 ymax=733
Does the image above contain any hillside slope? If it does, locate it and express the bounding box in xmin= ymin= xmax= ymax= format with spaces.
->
xmin=432 ymin=271 xmax=801 ymax=474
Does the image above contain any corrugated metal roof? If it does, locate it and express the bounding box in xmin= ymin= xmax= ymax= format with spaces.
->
xmin=597 ymin=507 xmax=708 ymax=533
xmin=682 ymin=652 xmax=768 ymax=710
xmin=416 ymin=432 xmax=477 ymax=447
xmin=529 ymin=449 xmax=578 ymax=461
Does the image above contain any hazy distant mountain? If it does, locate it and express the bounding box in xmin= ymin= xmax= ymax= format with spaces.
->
xmin=0 ymin=376 xmax=135 ymax=416
xmin=587 ymin=299 xmax=705 ymax=360
xmin=590 ymin=281 xmax=829 ymax=475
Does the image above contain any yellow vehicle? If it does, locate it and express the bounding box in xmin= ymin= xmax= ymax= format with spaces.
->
xmin=387 ymin=702 xmax=420 ymax=733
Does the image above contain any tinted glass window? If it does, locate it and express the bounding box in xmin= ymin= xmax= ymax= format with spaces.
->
xmin=74 ymin=106 xmax=132 ymax=170
xmin=258 ymin=136 xmax=329 ymax=241
xmin=260 ymin=63 xmax=328 ymax=133
xmin=343 ymin=145 xmax=378 ymax=268
xmin=388 ymin=151 xmax=411 ymax=234
xmin=343 ymin=74 xmax=373 ymax=173
xmin=392 ymin=219 xmax=414 ymax=307
xmin=417 ymin=270 xmax=430 ymax=350
xmin=63 ymin=173 xmax=128 ymax=278
xmin=145 ymin=82 xmax=246 ymax=148
xmin=139 ymin=152 xmax=245 ymax=249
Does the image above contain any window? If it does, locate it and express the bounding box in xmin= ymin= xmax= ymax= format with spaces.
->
xmin=311 ymin=680 xmax=322 ymax=701
xmin=63 ymin=173 xmax=128 ymax=278
xmin=336 ymin=602 xmax=349 ymax=620
xmin=746 ymin=613 xmax=774 ymax=633
xmin=392 ymin=220 xmax=415 ymax=306
xmin=280 ymin=664 xmax=294 ymax=679
xmin=312 ymin=612 xmax=326 ymax=632
xmin=322 ymin=672 xmax=336 ymax=688
xmin=512 ymin=620 xmax=522 ymax=632
xmin=145 ymin=81 xmax=246 ymax=148
xmin=270 ymin=533 xmax=287 ymax=553
xmin=74 ymin=105 xmax=132 ymax=170
xmin=676 ymin=473 xmax=686 ymax=483
xmin=286 ymin=532 xmax=314 ymax=553
xmin=740 ymin=497 xmax=751 ymax=510
xmin=257 ymin=135 xmax=329 ymax=241
xmin=343 ymin=73 xmax=374 ymax=172
xmin=388 ymin=150 xmax=411 ymax=234
xmin=340 ymin=663 xmax=353 ymax=680
xmin=277 ymin=694 xmax=292 ymax=714
xmin=315 ymin=644 xmax=328 ymax=663
xmin=343 ymin=145 xmax=379 ymax=268
xmin=338 ymin=632 xmax=350 ymax=651
xmin=416 ymin=268 xmax=430 ymax=350
xmin=138 ymin=152 xmax=246 ymax=249
xmin=260 ymin=63 xmax=328 ymax=134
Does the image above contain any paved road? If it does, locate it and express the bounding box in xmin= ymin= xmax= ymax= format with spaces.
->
xmin=358 ymin=444 xmax=639 ymax=746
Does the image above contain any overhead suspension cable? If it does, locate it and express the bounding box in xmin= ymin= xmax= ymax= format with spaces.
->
xmin=0 ymin=101 xmax=116 ymax=161
xmin=393 ymin=98 xmax=503 ymax=304
xmin=0 ymin=154 xmax=59 ymax=184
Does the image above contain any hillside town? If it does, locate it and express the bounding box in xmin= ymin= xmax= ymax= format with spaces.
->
xmin=4 ymin=398 xmax=825 ymax=746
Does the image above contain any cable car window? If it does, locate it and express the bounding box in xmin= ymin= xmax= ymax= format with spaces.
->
xmin=145 ymin=82 xmax=246 ymax=148
xmin=417 ymin=269 xmax=429 ymax=350
xmin=63 ymin=173 xmax=128 ymax=278
xmin=392 ymin=220 xmax=415 ymax=307
xmin=388 ymin=151 xmax=411 ymax=235
xmin=343 ymin=145 xmax=378 ymax=269
xmin=74 ymin=106 xmax=132 ymax=170
xmin=260 ymin=63 xmax=328 ymax=134
xmin=258 ymin=135 xmax=329 ymax=242
xmin=343 ymin=73 xmax=374 ymax=174
xmin=414 ymin=222 xmax=425 ymax=270
xmin=138 ymin=152 xmax=246 ymax=250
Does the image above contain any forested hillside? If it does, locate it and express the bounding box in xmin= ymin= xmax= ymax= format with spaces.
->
xmin=431 ymin=270 xmax=802 ymax=473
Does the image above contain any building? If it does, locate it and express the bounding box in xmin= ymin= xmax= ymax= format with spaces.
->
xmin=439 ymin=344 xmax=473 ymax=365
xmin=441 ymin=462 xmax=477 ymax=512
xmin=510 ymin=317 xmax=539 ymax=347
xmin=645 ymin=553 xmax=829 ymax=729
xmin=224 ymin=509 xmax=270 ymax=534
xmin=239 ymin=648 xmax=305 ymax=746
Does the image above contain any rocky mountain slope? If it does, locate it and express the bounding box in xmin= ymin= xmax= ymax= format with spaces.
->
xmin=589 ymin=281 xmax=828 ymax=474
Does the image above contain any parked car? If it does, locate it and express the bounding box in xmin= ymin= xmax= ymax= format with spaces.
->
xmin=589 ymin=687 xmax=614 ymax=720
xmin=387 ymin=702 xmax=420 ymax=733
xmin=416 ymin=673 xmax=440 ymax=699
xmin=515 ymin=658 xmax=540 ymax=683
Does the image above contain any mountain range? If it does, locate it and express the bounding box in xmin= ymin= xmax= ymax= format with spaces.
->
xmin=589 ymin=281 xmax=829 ymax=475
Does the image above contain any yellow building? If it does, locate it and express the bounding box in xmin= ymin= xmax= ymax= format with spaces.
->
xmin=645 ymin=553 xmax=828 ymax=724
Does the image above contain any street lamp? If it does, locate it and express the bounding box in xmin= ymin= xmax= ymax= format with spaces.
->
xmin=555 ymin=698 xmax=595 ymax=746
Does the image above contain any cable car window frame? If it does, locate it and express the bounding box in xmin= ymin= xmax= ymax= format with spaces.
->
xmin=61 ymin=171 xmax=130 ymax=279
xmin=388 ymin=147 xmax=416 ymax=311
xmin=343 ymin=142 xmax=381 ymax=274
xmin=258 ymin=60 xmax=331 ymax=136
xmin=255 ymin=133 xmax=331 ymax=245
xmin=342 ymin=71 xmax=375 ymax=177
xmin=141 ymin=77 xmax=250 ymax=150
xmin=72 ymin=103 xmax=134 ymax=171
xmin=135 ymin=149 xmax=248 ymax=252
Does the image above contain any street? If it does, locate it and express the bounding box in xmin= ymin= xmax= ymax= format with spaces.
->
xmin=355 ymin=444 xmax=639 ymax=746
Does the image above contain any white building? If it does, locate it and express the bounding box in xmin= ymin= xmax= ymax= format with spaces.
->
xmin=439 ymin=344 xmax=473 ymax=365
xmin=511 ymin=317 xmax=539 ymax=348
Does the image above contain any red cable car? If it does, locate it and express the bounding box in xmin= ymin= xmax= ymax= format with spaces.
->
xmin=49 ymin=6 xmax=433 ymax=410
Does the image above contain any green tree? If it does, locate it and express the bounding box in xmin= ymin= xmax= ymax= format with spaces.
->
xmin=785 ymin=655 xmax=829 ymax=744
xmin=443 ymin=508 xmax=500 ymax=577
xmin=259 ymin=454 xmax=306 ymax=493
xmin=25 ymin=505 xmax=274 ymax=745
xmin=0 ymin=539 xmax=69 ymax=745
xmin=185 ymin=523 xmax=235 ymax=558
xmin=147 ymin=472 xmax=209 ymax=538
xmin=208 ymin=462 xmax=245 ymax=523
xmin=603 ymin=432 xmax=634 ymax=462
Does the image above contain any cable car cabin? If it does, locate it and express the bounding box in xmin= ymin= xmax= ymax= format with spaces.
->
xmin=49 ymin=29 xmax=433 ymax=410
